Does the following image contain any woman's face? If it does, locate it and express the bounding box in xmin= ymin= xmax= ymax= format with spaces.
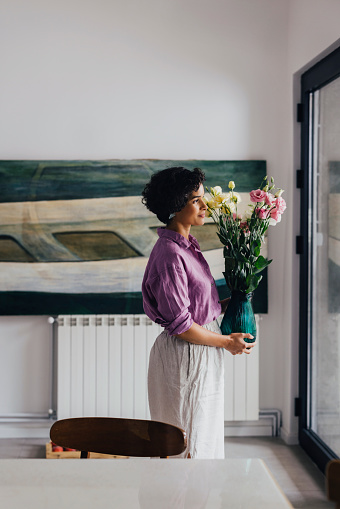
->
xmin=175 ymin=183 xmax=207 ymax=227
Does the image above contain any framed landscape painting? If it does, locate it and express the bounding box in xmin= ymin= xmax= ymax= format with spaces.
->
xmin=0 ymin=159 xmax=268 ymax=315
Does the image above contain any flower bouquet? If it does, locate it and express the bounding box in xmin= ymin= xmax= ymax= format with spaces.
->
xmin=205 ymin=176 xmax=286 ymax=342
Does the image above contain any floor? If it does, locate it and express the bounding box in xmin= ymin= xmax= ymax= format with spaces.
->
xmin=225 ymin=437 xmax=333 ymax=509
xmin=0 ymin=436 xmax=334 ymax=508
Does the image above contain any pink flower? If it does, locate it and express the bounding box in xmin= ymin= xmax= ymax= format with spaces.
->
xmin=240 ymin=221 xmax=249 ymax=232
xmin=256 ymin=207 xmax=269 ymax=220
xmin=265 ymin=193 xmax=275 ymax=207
xmin=232 ymin=213 xmax=242 ymax=220
xmin=274 ymin=197 xmax=286 ymax=214
xmin=250 ymin=189 xmax=267 ymax=202
xmin=270 ymin=208 xmax=281 ymax=222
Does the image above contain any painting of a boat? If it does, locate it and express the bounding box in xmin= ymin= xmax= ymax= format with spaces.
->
xmin=0 ymin=160 xmax=268 ymax=314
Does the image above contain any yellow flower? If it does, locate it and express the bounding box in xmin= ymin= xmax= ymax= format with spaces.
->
xmin=214 ymin=193 xmax=229 ymax=205
xmin=210 ymin=186 xmax=222 ymax=196
xmin=207 ymin=198 xmax=219 ymax=210
xmin=228 ymin=181 xmax=235 ymax=190
xmin=221 ymin=202 xmax=235 ymax=214
xmin=230 ymin=192 xmax=241 ymax=204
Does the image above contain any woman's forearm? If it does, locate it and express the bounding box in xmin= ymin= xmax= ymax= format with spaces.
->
xmin=176 ymin=322 xmax=256 ymax=355
xmin=176 ymin=322 xmax=225 ymax=347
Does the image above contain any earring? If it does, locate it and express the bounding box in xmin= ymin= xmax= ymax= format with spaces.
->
xmin=169 ymin=213 xmax=175 ymax=220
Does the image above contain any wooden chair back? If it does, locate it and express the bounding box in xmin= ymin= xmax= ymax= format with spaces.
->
xmin=326 ymin=460 xmax=340 ymax=509
xmin=50 ymin=417 xmax=187 ymax=458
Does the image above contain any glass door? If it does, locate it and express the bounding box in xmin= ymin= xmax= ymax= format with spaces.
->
xmin=299 ymin=46 xmax=340 ymax=473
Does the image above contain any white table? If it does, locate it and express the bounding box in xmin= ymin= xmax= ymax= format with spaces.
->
xmin=0 ymin=458 xmax=292 ymax=508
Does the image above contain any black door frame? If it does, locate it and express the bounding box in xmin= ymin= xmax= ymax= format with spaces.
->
xmin=299 ymin=45 xmax=340 ymax=473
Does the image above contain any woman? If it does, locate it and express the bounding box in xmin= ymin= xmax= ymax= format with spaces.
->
xmin=141 ymin=167 xmax=256 ymax=458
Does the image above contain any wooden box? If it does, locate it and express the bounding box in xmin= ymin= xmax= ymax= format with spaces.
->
xmin=45 ymin=442 xmax=128 ymax=459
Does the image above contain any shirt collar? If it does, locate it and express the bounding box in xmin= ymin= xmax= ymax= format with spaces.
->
xmin=157 ymin=227 xmax=201 ymax=252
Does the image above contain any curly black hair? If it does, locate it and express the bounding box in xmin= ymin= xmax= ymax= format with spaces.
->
xmin=142 ymin=167 xmax=206 ymax=224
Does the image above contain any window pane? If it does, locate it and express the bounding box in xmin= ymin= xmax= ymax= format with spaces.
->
xmin=310 ymin=76 xmax=340 ymax=456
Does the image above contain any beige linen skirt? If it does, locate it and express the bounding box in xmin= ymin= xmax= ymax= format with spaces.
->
xmin=148 ymin=320 xmax=225 ymax=459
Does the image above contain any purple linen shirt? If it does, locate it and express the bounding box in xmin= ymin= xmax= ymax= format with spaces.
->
xmin=142 ymin=228 xmax=222 ymax=335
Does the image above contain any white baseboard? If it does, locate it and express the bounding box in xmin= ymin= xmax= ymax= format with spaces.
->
xmin=280 ymin=426 xmax=298 ymax=445
xmin=1 ymin=418 xmax=280 ymax=439
xmin=224 ymin=418 xmax=274 ymax=437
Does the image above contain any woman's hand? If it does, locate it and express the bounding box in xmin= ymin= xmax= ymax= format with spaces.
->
xmin=176 ymin=322 xmax=256 ymax=353
xmin=224 ymin=333 xmax=256 ymax=355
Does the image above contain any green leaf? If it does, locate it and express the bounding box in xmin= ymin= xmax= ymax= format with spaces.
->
xmin=250 ymin=239 xmax=260 ymax=254
xmin=217 ymin=232 xmax=227 ymax=245
xmin=245 ymin=274 xmax=263 ymax=293
xmin=222 ymin=272 xmax=234 ymax=291
xmin=224 ymin=257 xmax=236 ymax=271
xmin=235 ymin=251 xmax=244 ymax=262
xmin=253 ymin=256 xmax=272 ymax=274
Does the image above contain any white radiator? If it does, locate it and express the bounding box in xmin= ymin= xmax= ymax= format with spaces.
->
xmin=57 ymin=315 xmax=259 ymax=422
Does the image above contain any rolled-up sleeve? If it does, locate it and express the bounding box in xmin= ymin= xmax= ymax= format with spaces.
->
xmin=143 ymin=265 xmax=193 ymax=335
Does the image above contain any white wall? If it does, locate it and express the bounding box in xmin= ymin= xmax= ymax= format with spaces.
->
xmin=0 ymin=0 xmax=289 ymax=161
xmin=0 ymin=317 xmax=52 ymax=415
xmin=288 ymin=0 xmax=340 ymax=74
xmin=0 ymin=0 xmax=339 ymax=441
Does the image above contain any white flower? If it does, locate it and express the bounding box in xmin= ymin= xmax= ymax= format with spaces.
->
xmin=275 ymin=189 xmax=284 ymax=197
xmin=214 ymin=193 xmax=230 ymax=205
xmin=210 ymin=186 xmax=222 ymax=196
xmin=228 ymin=181 xmax=235 ymax=190
xmin=229 ymin=192 xmax=242 ymax=204
xmin=221 ymin=202 xmax=236 ymax=214
xmin=269 ymin=215 xmax=282 ymax=226
xmin=206 ymin=198 xmax=220 ymax=210
xmin=242 ymin=208 xmax=253 ymax=221
xmin=206 ymin=191 xmax=230 ymax=210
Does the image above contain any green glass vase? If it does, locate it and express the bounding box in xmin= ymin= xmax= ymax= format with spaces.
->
xmin=220 ymin=290 xmax=256 ymax=343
